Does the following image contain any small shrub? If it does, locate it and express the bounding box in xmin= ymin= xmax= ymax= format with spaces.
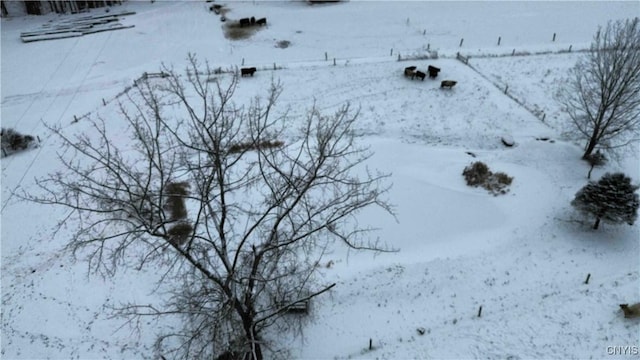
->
xmin=1 ymin=128 xmax=37 ymax=157
xmin=493 ymin=172 xmax=513 ymax=186
xmin=462 ymin=162 xmax=513 ymax=195
xmin=462 ymin=161 xmax=491 ymax=187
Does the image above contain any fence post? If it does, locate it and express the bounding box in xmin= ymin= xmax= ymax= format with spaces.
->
xmin=273 ymin=63 xmax=276 ymax=70
xmin=242 ymin=58 xmax=245 ymax=66
xmin=552 ymin=33 xmax=556 ymax=42
xmin=102 ymin=98 xmax=106 ymax=106
xmin=397 ymin=53 xmax=401 ymax=61
xmin=390 ymin=48 xmax=393 ymax=56
xmin=504 ymin=85 xmax=509 ymax=94
xmin=568 ymin=45 xmax=572 ymax=52
xmin=333 ymin=58 xmax=336 ymax=66
xmin=497 ymin=36 xmax=501 ymax=46
xmin=325 ymin=52 xmax=328 ymax=61
xmin=427 ymin=43 xmax=430 ymax=51
xmin=459 ymin=38 xmax=464 ymax=47
xmin=512 ymin=48 xmax=516 ymax=56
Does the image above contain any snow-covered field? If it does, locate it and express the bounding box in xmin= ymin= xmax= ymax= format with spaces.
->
xmin=1 ymin=1 xmax=639 ymax=359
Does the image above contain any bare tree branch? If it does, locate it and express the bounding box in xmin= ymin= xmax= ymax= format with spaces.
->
xmin=22 ymin=55 xmax=394 ymax=360
xmin=559 ymin=17 xmax=640 ymax=160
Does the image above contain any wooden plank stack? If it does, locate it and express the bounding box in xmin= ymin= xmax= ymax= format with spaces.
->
xmin=20 ymin=11 xmax=136 ymax=43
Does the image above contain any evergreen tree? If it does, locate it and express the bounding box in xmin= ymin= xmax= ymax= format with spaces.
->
xmin=571 ymin=173 xmax=639 ymax=230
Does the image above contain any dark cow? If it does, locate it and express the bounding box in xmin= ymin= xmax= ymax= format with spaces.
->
xmin=241 ymin=67 xmax=257 ymax=77
xmin=414 ymin=71 xmax=426 ymax=81
xmin=404 ymin=66 xmax=417 ymax=78
xmin=428 ymin=65 xmax=441 ymax=78
xmin=239 ymin=18 xmax=251 ymax=27
xmin=256 ymin=17 xmax=267 ymax=26
xmin=440 ymin=80 xmax=457 ymax=89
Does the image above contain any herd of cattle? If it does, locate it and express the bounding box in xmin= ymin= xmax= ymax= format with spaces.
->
xmin=404 ymin=65 xmax=456 ymax=89
xmin=240 ymin=64 xmax=457 ymax=89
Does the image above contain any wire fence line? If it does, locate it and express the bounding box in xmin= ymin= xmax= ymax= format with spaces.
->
xmin=2 ymin=42 xmax=588 ymax=211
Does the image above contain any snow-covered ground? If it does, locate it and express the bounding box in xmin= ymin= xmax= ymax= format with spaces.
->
xmin=1 ymin=1 xmax=639 ymax=359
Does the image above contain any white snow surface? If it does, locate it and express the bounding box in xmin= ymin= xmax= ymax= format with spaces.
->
xmin=1 ymin=1 xmax=639 ymax=359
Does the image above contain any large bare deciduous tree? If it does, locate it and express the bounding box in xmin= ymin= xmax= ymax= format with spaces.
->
xmin=560 ymin=17 xmax=640 ymax=160
xmin=25 ymin=54 xmax=394 ymax=360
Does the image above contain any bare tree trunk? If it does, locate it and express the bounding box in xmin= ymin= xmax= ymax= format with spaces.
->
xmin=582 ymin=131 xmax=600 ymax=160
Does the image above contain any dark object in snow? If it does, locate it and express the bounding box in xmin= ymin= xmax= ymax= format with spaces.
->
xmin=215 ymin=351 xmax=240 ymax=360
xmin=278 ymin=299 xmax=309 ymax=314
xmin=465 ymin=151 xmax=476 ymax=158
xmin=584 ymin=273 xmax=591 ymax=284
xmin=477 ymin=305 xmax=483 ymax=317
xmin=256 ymin=17 xmax=267 ymax=26
xmin=404 ymin=66 xmax=417 ymax=78
xmin=250 ymin=16 xmax=256 ymax=25
xmin=462 ymin=161 xmax=513 ymax=196
xmin=414 ymin=70 xmax=426 ymax=81
xmin=220 ymin=16 xmax=226 ymax=22
xmin=1 ymin=127 xmax=39 ymax=157
xmin=239 ymin=18 xmax=251 ymax=27
xmin=428 ymin=65 xmax=440 ymax=78
xmin=571 ymin=172 xmax=639 ymax=230
xmin=620 ymin=303 xmax=640 ymax=318
xmin=501 ymin=135 xmax=515 ymax=147
xmin=240 ymin=67 xmax=257 ymax=77
xmin=417 ymin=327 xmax=426 ymax=335
xmin=441 ymin=80 xmax=457 ymax=89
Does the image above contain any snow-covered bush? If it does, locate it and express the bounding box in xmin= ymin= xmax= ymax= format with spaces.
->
xmin=571 ymin=172 xmax=639 ymax=230
xmin=462 ymin=161 xmax=513 ymax=195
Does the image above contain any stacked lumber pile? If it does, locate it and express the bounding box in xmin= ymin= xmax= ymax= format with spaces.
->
xmin=20 ymin=11 xmax=136 ymax=43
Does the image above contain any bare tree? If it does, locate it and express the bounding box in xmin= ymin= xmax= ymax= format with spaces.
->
xmin=560 ymin=17 xmax=640 ymax=159
xmin=24 ymin=54 xmax=394 ymax=360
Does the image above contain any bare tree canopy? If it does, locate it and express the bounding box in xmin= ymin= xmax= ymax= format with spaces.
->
xmin=23 ymin=54 xmax=395 ymax=360
xmin=560 ymin=17 xmax=640 ymax=159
